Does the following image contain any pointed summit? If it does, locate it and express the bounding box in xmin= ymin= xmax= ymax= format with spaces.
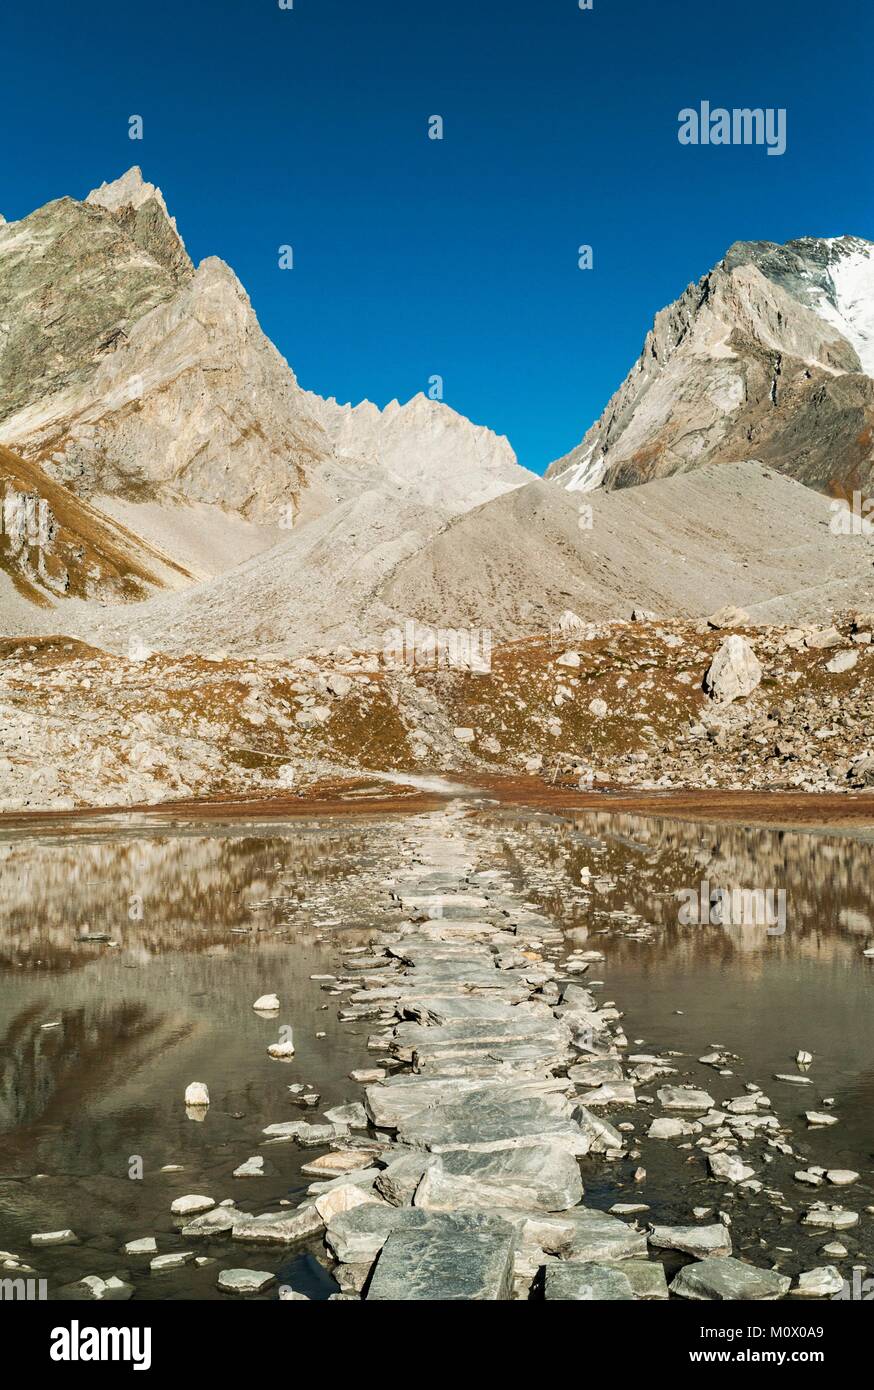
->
xmin=87 ymin=166 xmax=157 ymax=213
xmin=86 ymin=167 xmax=192 ymax=281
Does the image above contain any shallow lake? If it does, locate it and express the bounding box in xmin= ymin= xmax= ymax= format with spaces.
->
xmin=0 ymin=803 xmax=872 ymax=1299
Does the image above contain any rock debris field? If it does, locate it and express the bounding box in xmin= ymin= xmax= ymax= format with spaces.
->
xmin=10 ymin=805 xmax=872 ymax=1302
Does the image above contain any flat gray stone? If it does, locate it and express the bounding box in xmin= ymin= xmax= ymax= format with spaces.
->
xmin=365 ymin=1075 xmax=566 ymax=1131
xmin=232 ymin=1205 xmax=324 ymax=1245
xmin=670 ymin=1256 xmax=790 ymax=1301
xmin=366 ymin=1219 xmax=515 ymax=1300
xmin=521 ymin=1208 xmax=648 ymax=1261
xmin=796 ymin=1266 xmax=844 ymax=1297
xmin=561 ymin=1209 xmax=648 ymax=1262
xmin=181 ymin=1207 xmax=238 ymax=1238
xmin=568 ymin=1058 xmax=624 ymax=1087
xmin=217 ymin=1268 xmax=275 ymax=1295
xmin=375 ymin=1153 xmax=436 ymax=1206
xmin=323 ymin=1102 xmax=368 ymax=1129
xmin=708 ymin=1153 xmax=756 ymax=1183
xmin=578 ymin=1081 xmax=637 ymax=1107
xmin=657 ymin=1086 xmax=715 ymax=1111
xmin=620 ymin=1258 xmax=670 ymax=1300
xmin=327 ymin=1205 xmax=513 ymax=1266
xmin=544 ymin=1261 xmax=634 ymax=1300
xmin=413 ymin=1144 xmax=584 ymax=1212
xmin=123 ymin=1237 xmax=157 ymax=1256
xmin=30 ymin=1229 xmax=78 ymax=1247
xmin=398 ymin=994 xmax=524 ymax=1024
xmin=649 ymin=1223 xmax=732 ymax=1258
xmin=391 ymin=1018 xmax=570 ymax=1052
xmin=801 ymin=1205 xmax=859 ymax=1230
xmin=396 ymin=1093 xmax=588 ymax=1156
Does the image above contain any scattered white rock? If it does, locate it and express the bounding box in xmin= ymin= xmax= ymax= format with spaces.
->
xmin=30 ymin=1230 xmax=78 ymax=1248
xmin=826 ymin=650 xmax=858 ymax=674
xmin=795 ymin=1266 xmax=844 ymax=1297
xmin=150 ymin=1252 xmax=195 ymax=1272
xmin=217 ymin=1268 xmax=275 ymax=1295
xmin=233 ymin=1157 xmax=265 ymax=1179
xmin=170 ymin=1195 xmax=215 ymax=1217
xmin=708 ymin=1153 xmax=756 ymax=1184
xmin=123 ymin=1237 xmax=157 ymax=1256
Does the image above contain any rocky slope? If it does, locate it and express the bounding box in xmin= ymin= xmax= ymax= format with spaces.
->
xmin=548 ymin=236 xmax=874 ymax=499
xmin=2 ymin=608 xmax=873 ymax=812
xmin=382 ymin=461 xmax=874 ymax=638
xmin=0 ymin=443 xmax=188 ymax=610
xmin=31 ymin=460 xmax=871 ymax=661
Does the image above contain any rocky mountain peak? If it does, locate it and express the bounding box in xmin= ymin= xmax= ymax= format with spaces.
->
xmin=303 ymin=388 xmax=532 ymax=516
xmin=87 ymin=166 xmax=159 ymax=213
xmin=85 ymin=166 xmax=192 ymax=281
xmin=547 ymin=234 xmax=874 ymax=498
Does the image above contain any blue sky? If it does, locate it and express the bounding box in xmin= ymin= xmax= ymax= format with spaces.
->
xmin=3 ymin=0 xmax=872 ymax=473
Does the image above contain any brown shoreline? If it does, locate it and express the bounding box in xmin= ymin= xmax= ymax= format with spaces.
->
xmin=3 ymin=771 xmax=874 ymax=834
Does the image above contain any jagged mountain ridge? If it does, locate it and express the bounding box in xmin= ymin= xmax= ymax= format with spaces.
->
xmin=0 ymin=167 xmax=532 ymax=525
xmin=547 ymin=235 xmax=874 ymax=498
xmin=2 ymin=171 xmax=873 ymax=659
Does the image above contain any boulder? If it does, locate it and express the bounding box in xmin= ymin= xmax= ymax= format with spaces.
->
xmin=707 ymin=605 xmax=751 ymax=629
xmin=704 ymin=636 xmax=762 ymax=703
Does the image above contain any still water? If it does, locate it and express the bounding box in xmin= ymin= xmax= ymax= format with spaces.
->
xmin=0 ymin=806 xmax=872 ymax=1298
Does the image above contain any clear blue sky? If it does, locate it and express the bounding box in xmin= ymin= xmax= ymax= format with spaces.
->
xmin=3 ymin=0 xmax=872 ymax=473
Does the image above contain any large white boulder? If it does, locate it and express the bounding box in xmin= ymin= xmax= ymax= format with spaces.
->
xmin=704 ymin=635 xmax=762 ymax=702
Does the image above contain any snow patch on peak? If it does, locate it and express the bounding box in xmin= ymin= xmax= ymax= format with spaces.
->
xmin=817 ymin=241 xmax=874 ymax=375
